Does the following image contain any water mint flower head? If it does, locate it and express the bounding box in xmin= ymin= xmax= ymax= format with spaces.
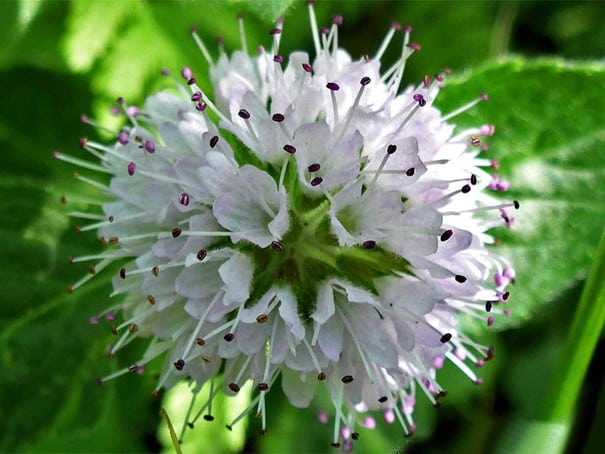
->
xmin=58 ymin=2 xmax=519 ymax=448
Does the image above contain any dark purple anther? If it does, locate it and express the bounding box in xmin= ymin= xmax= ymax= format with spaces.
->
xmin=310 ymin=176 xmax=323 ymax=187
xmin=440 ymin=230 xmax=453 ymax=242
xmin=341 ymin=375 xmax=354 ymax=384
xmin=440 ymin=333 xmax=452 ymax=343
xmin=470 ymin=136 xmax=481 ymax=147
xmin=283 ymin=144 xmax=296 ymax=154
xmin=181 ymin=67 xmax=193 ymax=80
xmin=191 ymin=91 xmax=203 ymax=102
xmin=196 ymin=249 xmax=207 ymax=261
xmin=513 ymin=200 xmax=520 ymax=209
xmin=461 ymin=184 xmax=471 ymax=193
xmin=196 ymin=102 xmax=207 ymax=112
xmin=187 ymin=78 xmax=196 ymax=85
xmin=210 ymin=136 xmax=219 ymax=148
xmin=127 ymin=162 xmax=136 ymax=176
xmin=326 ymin=82 xmax=340 ymax=91
xmin=407 ymin=42 xmax=421 ymax=51
xmin=273 ymin=55 xmax=283 ymax=63
xmin=224 ymin=333 xmax=235 ymax=342
xmin=144 ymin=140 xmax=155 ymax=154
xmin=118 ymin=132 xmax=129 ymax=145
xmin=161 ymin=68 xmax=170 ymax=76
xmin=269 ymin=28 xmax=281 ymax=35
xmin=117 ymin=96 xmax=125 ymax=105
xmin=378 ymin=396 xmax=388 ymax=403
xmin=228 ymin=383 xmax=240 ymax=393
xmin=405 ymin=168 xmax=415 ymax=177
xmin=119 ymin=268 xmax=126 ymax=279
xmin=360 ymin=76 xmax=371 ymax=86
xmin=481 ymin=93 xmax=489 ymax=101
xmin=89 ymin=316 xmax=99 ymax=325
xmin=320 ymin=27 xmax=329 ymax=35
xmin=362 ymin=240 xmax=376 ymax=249
xmin=271 ymin=241 xmax=284 ymax=252
xmin=258 ymin=383 xmax=269 ymax=391
xmin=486 ymin=345 xmax=495 ymax=361
xmin=272 ymin=113 xmax=285 ymax=122
xmin=302 ymin=63 xmax=312 ymax=73
xmin=179 ymin=192 xmax=190 ymax=206
xmin=307 ymin=163 xmax=321 ymax=172
xmin=174 ymin=359 xmax=185 ymax=370
xmin=171 ymin=227 xmax=182 ymax=238
xmin=405 ymin=25 xmax=413 ymax=33
xmin=412 ymin=94 xmax=426 ymax=106
xmin=455 ymin=274 xmax=467 ymax=283
xmin=487 ymin=316 xmax=494 ymax=326
xmin=238 ymin=109 xmax=251 ymax=119
xmin=332 ymin=15 xmax=343 ymax=25
xmin=391 ymin=22 xmax=402 ymax=31
xmin=387 ymin=144 xmax=397 ymax=154
xmin=470 ymin=174 xmax=478 ymax=185
xmin=485 ymin=301 xmax=493 ymax=312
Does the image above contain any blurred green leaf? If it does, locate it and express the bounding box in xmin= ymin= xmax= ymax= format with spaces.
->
xmin=63 ymin=0 xmax=132 ymax=72
xmin=0 ymin=66 xmax=159 ymax=451
xmin=0 ymin=1 xmax=69 ymax=71
xmin=223 ymin=0 xmax=298 ymax=21
xmin=436 ymin=58 xmax=605 ymax=325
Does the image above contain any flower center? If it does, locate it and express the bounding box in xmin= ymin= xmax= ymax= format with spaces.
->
xmin=240 ymin=168 xmax=411 ymax=320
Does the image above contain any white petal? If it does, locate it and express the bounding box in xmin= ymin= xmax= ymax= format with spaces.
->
xmin=312 ymin=281 xmax=335 ymax=324
xmin=318 ymin=315 xmax=344 ymax=362
xmin=277 ymin=287 xmax=305 ymax=341
xmin=281 ymin=368 xmax=317 ymax=408
xmin=219 ymin=251 xmax=254 ymax=304
xmin=213 ymin=165 xmax=289 ymax=247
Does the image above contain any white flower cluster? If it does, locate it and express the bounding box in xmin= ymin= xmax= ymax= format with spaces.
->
xmin=59 ymin=2 xmax=518 ymax=449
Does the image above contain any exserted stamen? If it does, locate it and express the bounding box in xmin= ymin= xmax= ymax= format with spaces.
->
xmin=326 ymin=82 xmax=340 ymax=124
xmin=441 ymin=93 xmax=489 ymax=123
xmin=397 ymin=94 xmax=426 ymax=133
xmin=53 ymin=151 xmax=112 ymax=174
xmin=190 ymin=27 xmax=213 ymax=65
xmin=335 ymin=76 xmax=371 ymax=144
xmin=238 ymin=108 xmax=259 ymax=142
xmin=375 ymin=22 xmax=402 ymax=60
xmin=371 ymin=143 xmax=397 ymax=185
xmin=307 ymin=0 xmax=321 ymax=55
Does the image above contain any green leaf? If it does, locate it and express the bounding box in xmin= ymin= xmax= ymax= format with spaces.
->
xmin=0 ymin=67 xmax=158 ymax=452
xmin=436 ymin=58 xmax=605 ymax=324
xmin=222 ymin=0 xmax=299 ymax=22
xmin=62 ymin=0 xmax=132 ymax=72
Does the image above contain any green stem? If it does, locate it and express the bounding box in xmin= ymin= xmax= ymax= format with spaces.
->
xmin=542 ymin=227 xmax=605 ymax=423
xmin=500 ymin=228 xmax=605 ymax=454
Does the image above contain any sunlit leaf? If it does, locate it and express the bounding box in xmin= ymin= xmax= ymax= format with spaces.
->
xmin=62 ymin=0 xmax=132 ymax=72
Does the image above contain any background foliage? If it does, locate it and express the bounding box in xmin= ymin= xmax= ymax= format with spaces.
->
xmin=1 ymin=0 xmax=604 ymax=453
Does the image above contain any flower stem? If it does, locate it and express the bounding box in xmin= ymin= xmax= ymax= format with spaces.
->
xmin=501 ymin=228 xmax=605 ymax=454
xmin=543 ymin=227 xmax=605 ymax=423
